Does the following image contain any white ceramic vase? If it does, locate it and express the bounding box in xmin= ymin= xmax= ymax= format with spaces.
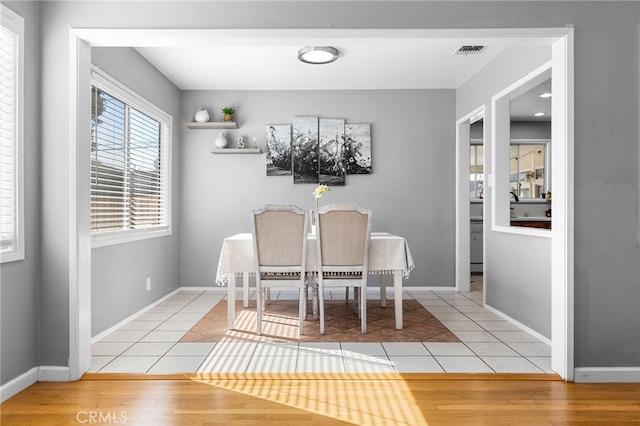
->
xmin=194 ymin=109 xmax=209 ymax=123
xmin=214 ymin=132 xmax=228 ymax=149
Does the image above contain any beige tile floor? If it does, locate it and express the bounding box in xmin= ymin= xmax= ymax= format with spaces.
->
xmin=90 ymin=276 xmax=553 ymax=374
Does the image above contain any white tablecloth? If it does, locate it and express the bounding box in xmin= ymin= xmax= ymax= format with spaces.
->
xmin=216 ymin=232 xmax=414 ymax=285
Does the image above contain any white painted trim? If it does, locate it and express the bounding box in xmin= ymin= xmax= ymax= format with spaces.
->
xmin=68 ymin=31 xmax=93 ymax=382
xmin=91 ymin=287 xmax=226 ymax=344
xmin=180 ymin=286 xmax=227 ymax=293
xmin=455 ymin=105 xmax=485 ymax=293
xmin=0 ymin=5 xmax=25 ymax=264
xmin=400 ymin=286 xmax=458 ymax=293
xmin=574 ymin=367 xmax=640 ymax=383
xmin=491 ymin=224 xmax=552 ymax=238
xmin=0 ymin=367 xmax=38 ymax=403
xmin=38 ymin=366 xmax=70 ymax=382
xmin=484 ymin=303 xmax=551 ymax=346
xmin=550 ymin=29 xmax=575 ymax=382
xmin=71 ymin=28 xmax=570 ymax=48
xmin=91 ymin=288 xmax=182 ymax=344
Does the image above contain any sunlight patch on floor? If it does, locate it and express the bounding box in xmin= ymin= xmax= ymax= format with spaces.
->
xmin=191 ymin=374 xmax=427 ymax=425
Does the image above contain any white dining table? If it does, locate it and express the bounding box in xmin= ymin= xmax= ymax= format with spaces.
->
xmin=215 ymin=232 xmax=414 ymax=330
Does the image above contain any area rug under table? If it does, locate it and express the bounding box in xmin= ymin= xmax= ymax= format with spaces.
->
xmin=180 ymin=299 xmax=460 ymax=343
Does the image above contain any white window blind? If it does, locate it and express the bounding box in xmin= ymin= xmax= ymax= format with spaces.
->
xmin=0 ymin=6 xmax=24 ymax=263
xmin=90 ymin=69 xmax=171 ymax=245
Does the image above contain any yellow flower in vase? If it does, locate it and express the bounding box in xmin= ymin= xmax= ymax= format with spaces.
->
xmin=312 ymin=184 xmax=330 ymax=232
xmin=313 ymin=184 xmax=330 ymax=202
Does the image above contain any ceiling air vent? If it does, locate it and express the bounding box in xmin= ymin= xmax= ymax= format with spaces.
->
xmin=454 ymin=45 xmax=486 ymax=55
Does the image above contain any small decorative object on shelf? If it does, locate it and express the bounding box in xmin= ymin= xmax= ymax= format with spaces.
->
xmin=237 ymin=136 xmax=245 ymax=149
xmin=252 ymin=137 xmax=258 ymax=149
xmin=214 ymin=132 xmax=228 ymax=149
xmin=194 ymin=109 xmax=209 ymax=123
xmin=222 ymin=107 xmax=235 ymax=122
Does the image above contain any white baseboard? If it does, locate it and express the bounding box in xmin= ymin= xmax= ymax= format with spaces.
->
xmin=574 ymin=367 xmax=640 ymax=383
xmin=401 ymin=286 xmax=456 ymax=293
xmin=38 ymin=366 xmax=70 ymax=382
xmin=91 ymin=287 xmax=227 ymax=344
xmin=180 ymin=286 xmax=226 ymax=293
xmin=0 ymin=367 xmax=38 ymax=403
xmin=483 ymin=303 xmax=552 ymax=346
xmin=91 ymin=288 xmax=182 ymax=343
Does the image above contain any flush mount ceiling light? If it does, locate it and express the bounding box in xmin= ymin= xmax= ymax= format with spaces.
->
xmin=539 ymin=92 xmax=552 ymax=98
xmin=298 ymin=46 xmax=339 ymax=64
xmin=534 ymin=112 xmax=546 ymax=117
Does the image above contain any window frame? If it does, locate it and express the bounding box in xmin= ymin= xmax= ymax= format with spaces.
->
xmin=90 ymin=67 xmax=172 ymax=248
xmin=0 ymin=6 xmax=25 ymax=263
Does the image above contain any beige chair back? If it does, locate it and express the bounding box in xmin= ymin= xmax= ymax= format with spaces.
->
xmin=252 ymin=204 xmax=308 ymax=270
xmin=318 ymin=208 xmax=370 ymax=267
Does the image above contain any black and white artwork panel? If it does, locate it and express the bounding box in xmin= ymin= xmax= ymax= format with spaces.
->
xmin=292 ymin=116 xmax=319 ymax=184
xmin=318 ymin=118 xmax=345 ymax=185
xmin=265 ymin=125 xmax=292 ymax=176
xmin=345 ymin=123 xmax=372 ymax=175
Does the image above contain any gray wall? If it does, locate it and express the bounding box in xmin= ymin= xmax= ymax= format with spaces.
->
xmin=0 ymin=1 xmax=40 ymax=385
xmin=459 ymin=46 xmax=554 ymax=338
xmin=90 ymin=48 xmax=181 ymax=336
xmin=180 ymin=89 xmax=455 ymax=288
xmin=1 ymin=0 xmax=636 ymax=385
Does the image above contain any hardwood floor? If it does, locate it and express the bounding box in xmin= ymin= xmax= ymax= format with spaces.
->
xmin=2 ymin=373 xmax=639 ymax=425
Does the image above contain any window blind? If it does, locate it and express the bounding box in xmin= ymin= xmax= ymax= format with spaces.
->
xmin=0 ymin=23 xmax=18 ymax=255
xmin=90 ymin=74 xmax=170 ymax=239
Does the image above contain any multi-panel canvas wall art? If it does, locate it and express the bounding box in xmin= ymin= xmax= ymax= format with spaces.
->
xmin=318 ymin=118 xmax=346 ymax=185
xmin=265 ymin=125 xmax=292 ymax=176
xmin=345 ymin=123 xmax=372 ymax=175
xmin=292 ymin=116 xmax=319 ymax=184
xmin=266 ymin=117 xmax=371 ymax=185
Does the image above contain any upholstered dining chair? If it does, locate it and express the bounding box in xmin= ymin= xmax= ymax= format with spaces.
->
xmin=251 ymin=204 xmax=308 ymax=335
xmin=315 ymin=203 xmax=373 ymax=335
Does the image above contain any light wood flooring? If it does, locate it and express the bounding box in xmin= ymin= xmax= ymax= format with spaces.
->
xmin=2 ymin=373 xmax=639 ymax=425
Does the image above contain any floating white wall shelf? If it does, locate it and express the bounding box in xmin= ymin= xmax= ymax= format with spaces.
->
xmin=210 ymin=148 xmax=261 ymax=154
xmin=186 ymin=122 xmax=238 ymax=129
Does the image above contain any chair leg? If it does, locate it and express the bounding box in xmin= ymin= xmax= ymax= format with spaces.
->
xmin=312 ymin=276 xmax=319 ymax=321
xmin=256 ymin=283 xmax=262 ymax=335
xmin=319 ymin=281 xmax=325 ymax=335
xmin=298 ymin=281 xmax=305 ymax=335
xmin=345 ymin=287 xmax=349 ymax=303
xmin=361 ymin=285 xmax=367 ymax=335
xmin=302 ymin=276 xmax=308 ymax=319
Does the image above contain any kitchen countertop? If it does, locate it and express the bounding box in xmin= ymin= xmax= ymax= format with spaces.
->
xmin=510 ymin=216 xmax=551 ymax=222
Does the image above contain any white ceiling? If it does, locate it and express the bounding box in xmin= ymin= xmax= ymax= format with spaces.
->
xmin=135 ymin=38 xmax=507 ymax=91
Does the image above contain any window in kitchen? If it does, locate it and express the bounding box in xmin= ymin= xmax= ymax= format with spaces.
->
xmin=509 ymin=141 xmax=549 ymax=200
xmin=90 ymin=68 xmax=172 ymax=247
xmin=0 ymin=7 xmax=25 ymax=263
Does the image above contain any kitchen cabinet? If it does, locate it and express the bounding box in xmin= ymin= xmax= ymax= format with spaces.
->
xmin=510 ymin=220 xmax=551 ymax=229
xmin=470 ymin=220 xmax=483 ymax=273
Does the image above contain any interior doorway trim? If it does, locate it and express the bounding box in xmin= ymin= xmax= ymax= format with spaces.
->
xmin=455 ymin=105 xmax=485 ymax=293
xmin=69 ymin=26 xmax=574 ymax=382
